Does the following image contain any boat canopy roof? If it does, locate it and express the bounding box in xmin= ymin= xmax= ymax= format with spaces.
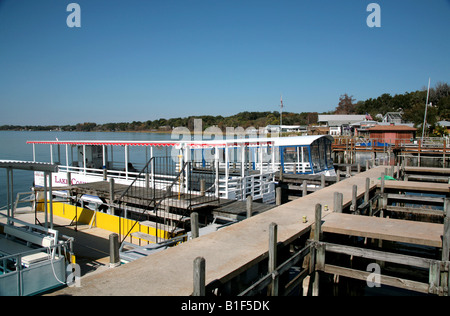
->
xmin=27 ymin=135 xmax=333 ymax=148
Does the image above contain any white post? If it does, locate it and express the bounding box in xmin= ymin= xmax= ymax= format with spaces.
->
xmin=301 ymin=147 xmax=305 ymax=173
xmin=65 ymin=144 xmax=69 ymax=169
xmin=150 ymin=146 xmax=154 ymax=187
xmin=241 ymin=145 xmax=246 ymax=199
xmin=225 ymin=145 xmax=229 ymax=199
xmin=260 ymin=145 xmax=264 ymax=175
xmin=102 ymin=145 xmax=106 ymax=169
xmin=83 ymin=145 xmax=86 ymax=175
xmin=49 ymin=172 xmax=53 ymax=229
xmin=125 ymin=145 xmax=129 ymax=180
xmin=50 ymin=144 xmax=54 ymax=164
xmin=215 ymin=148 xmax=219 ymax=198
xmin=271 ymin=144 xmax=275 ymax=172
xmin=32 ymin=143 xmax=36 ymax=162
xmin=185 ymin=145 xmax=190 ymax=194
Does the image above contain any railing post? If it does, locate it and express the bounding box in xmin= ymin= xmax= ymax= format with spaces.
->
xmin=268 ymin=222 xmax=278 ymax=296
xmin=312 ymin=204 xmax=322 ymax=296
xmin=246 ymin=195 xmax=253 ymax=219
xmin=109 ymin=178 xmax=115 ymax=215
xmin=276 ymin=187 xmax=282 ymax=206
xmin=193 ymin=257 xmax=206 ymax=296
xmin=365 ymin=177 xmax=370 ymax=205
xmin=191 ymin=212 xmax=199 ymax=239
xmin=334 ymin=192 xmax=343 ymax=213
xmin=352 ymin=184 xmax=358 ymax=214
xmin=109 ymin=233 xmax=120 ymax=268
xmin=443 ymin=199 xmax=450 ymax=262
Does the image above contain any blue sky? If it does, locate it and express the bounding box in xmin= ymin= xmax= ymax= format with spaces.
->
xmin=0 ymin=0 xmax=449 ymax=125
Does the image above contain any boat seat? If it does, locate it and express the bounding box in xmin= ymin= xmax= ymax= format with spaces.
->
xmin=0 ymin=237 xmax=50 ymax=267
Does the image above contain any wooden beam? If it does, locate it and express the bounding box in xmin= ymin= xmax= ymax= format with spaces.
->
xmin=322 ymin=264 xmax=430 ymax=294
xmin=322 ymin=213 xmax=443 ymax=247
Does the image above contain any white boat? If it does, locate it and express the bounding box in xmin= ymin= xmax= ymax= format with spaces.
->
xmin=27 ymin=135 xmax=335 ymax=203
xmin=24 ymin=135 xmax=336 ymax=261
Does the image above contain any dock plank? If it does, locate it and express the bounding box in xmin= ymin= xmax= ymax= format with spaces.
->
xmin=379 ymin=180 xmax=449 ymax=193
xmin=322 ymin=213 xmax=443 ymax=247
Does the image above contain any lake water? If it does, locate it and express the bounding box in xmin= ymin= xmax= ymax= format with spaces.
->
xmin=0 ymin=131 xmax=174 ymax=209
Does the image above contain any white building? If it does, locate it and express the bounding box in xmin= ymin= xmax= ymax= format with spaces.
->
xmin=318 ymin=115 xmax=367 ymax=136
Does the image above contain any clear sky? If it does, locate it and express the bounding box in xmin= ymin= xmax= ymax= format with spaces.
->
xmin=0 ymin=0 xmax=449 ymax=125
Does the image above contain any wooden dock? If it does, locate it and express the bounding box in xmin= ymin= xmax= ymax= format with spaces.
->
xmin=48 ymin=165 xmax=449 ymax=296
xmin=322 ymin=212 xmax=443 ymax=247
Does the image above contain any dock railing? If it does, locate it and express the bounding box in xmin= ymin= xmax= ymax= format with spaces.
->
xmin=115 ymin=157 xmax=219 ymax=244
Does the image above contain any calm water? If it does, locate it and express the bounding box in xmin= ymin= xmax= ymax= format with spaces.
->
xmin=0 ymin=131 xmax=174 ymax=209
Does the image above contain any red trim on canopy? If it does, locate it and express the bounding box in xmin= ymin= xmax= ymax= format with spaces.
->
xmin=26 ymin=141 xmax=178 ymax=147
xmin=27 ymin=140 xmax=273 ymax=148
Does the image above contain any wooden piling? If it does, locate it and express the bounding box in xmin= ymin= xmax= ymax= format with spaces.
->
xmin=276 ymin=187 xmax=282 ymax=206
xmin=365 ymin=177 xmax=370 ymax=204
xmin=109 ymin=233 xmax=120 ymax=268
xmin=191 ymin=212 xmax=199 ymax=239
xmin=193 ymin=257 xmax=206 ymax=296
xmin=268 ymin=222 xmax=278 ymax=296
xmin=312 ymin=204 xmax=322 ymax=296
xmin=352 ymin=185 xmax=357 ymax=214
xmin=302 ymin=180 xmax=308 ymax=197
xmin=246 ymin=195 xmax=253 ymax=219
xmin=334 ymin=192 xmax=343 ymax=213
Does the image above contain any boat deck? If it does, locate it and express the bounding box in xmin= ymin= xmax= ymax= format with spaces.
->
xmin=50 ymin=181 xmax=219 ymax=210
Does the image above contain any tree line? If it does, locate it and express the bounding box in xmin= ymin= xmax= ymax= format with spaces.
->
xmin=0 ymin=112 xmax=319 ymax=132
xmin=337 ymin=82 xmax=450 ymax=127
xmin=1 ymin=82 xmax=449 ymax=135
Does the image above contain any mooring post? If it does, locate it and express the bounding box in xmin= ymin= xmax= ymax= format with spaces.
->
xmin=109 ymin=233 xmax=120 ymax=268
xmin=302 ymin=180 xmax=307 ymax=197
xmin=365 ymin=177 xmax=370 ymax=205
xmin=352 ymin=185 xmax=358 ymax=214
xmin=312 ymin=204 xmax=322 ymax=296
xmin=380 ymin=172 xmax=387 ymax=210
xmin=443 ymin=199 xmax=450 ymax=262
xmin=191 ymin=212 xmax=199 ymax=239
xmin=315 ymin=204 xmax=322 ymax=242
xmin=193 ymin=257 xmax=206 ymax=296
xmin=200 ymin=179 xmax=206 ymax=196
xmin=334 ymin=192 xmax=343 ymax=213
xmin=246 ymin=195 xmax=253 ymax=219
xmin=268 ymin=222 xmax=279 ymax=296
xmin=276 ymin=186 xmax=282 ymax=206
xmin=109 ymin=178 xmax=115 ymax=215
xmin=441 ymin=198 xmax=450 ymax=296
